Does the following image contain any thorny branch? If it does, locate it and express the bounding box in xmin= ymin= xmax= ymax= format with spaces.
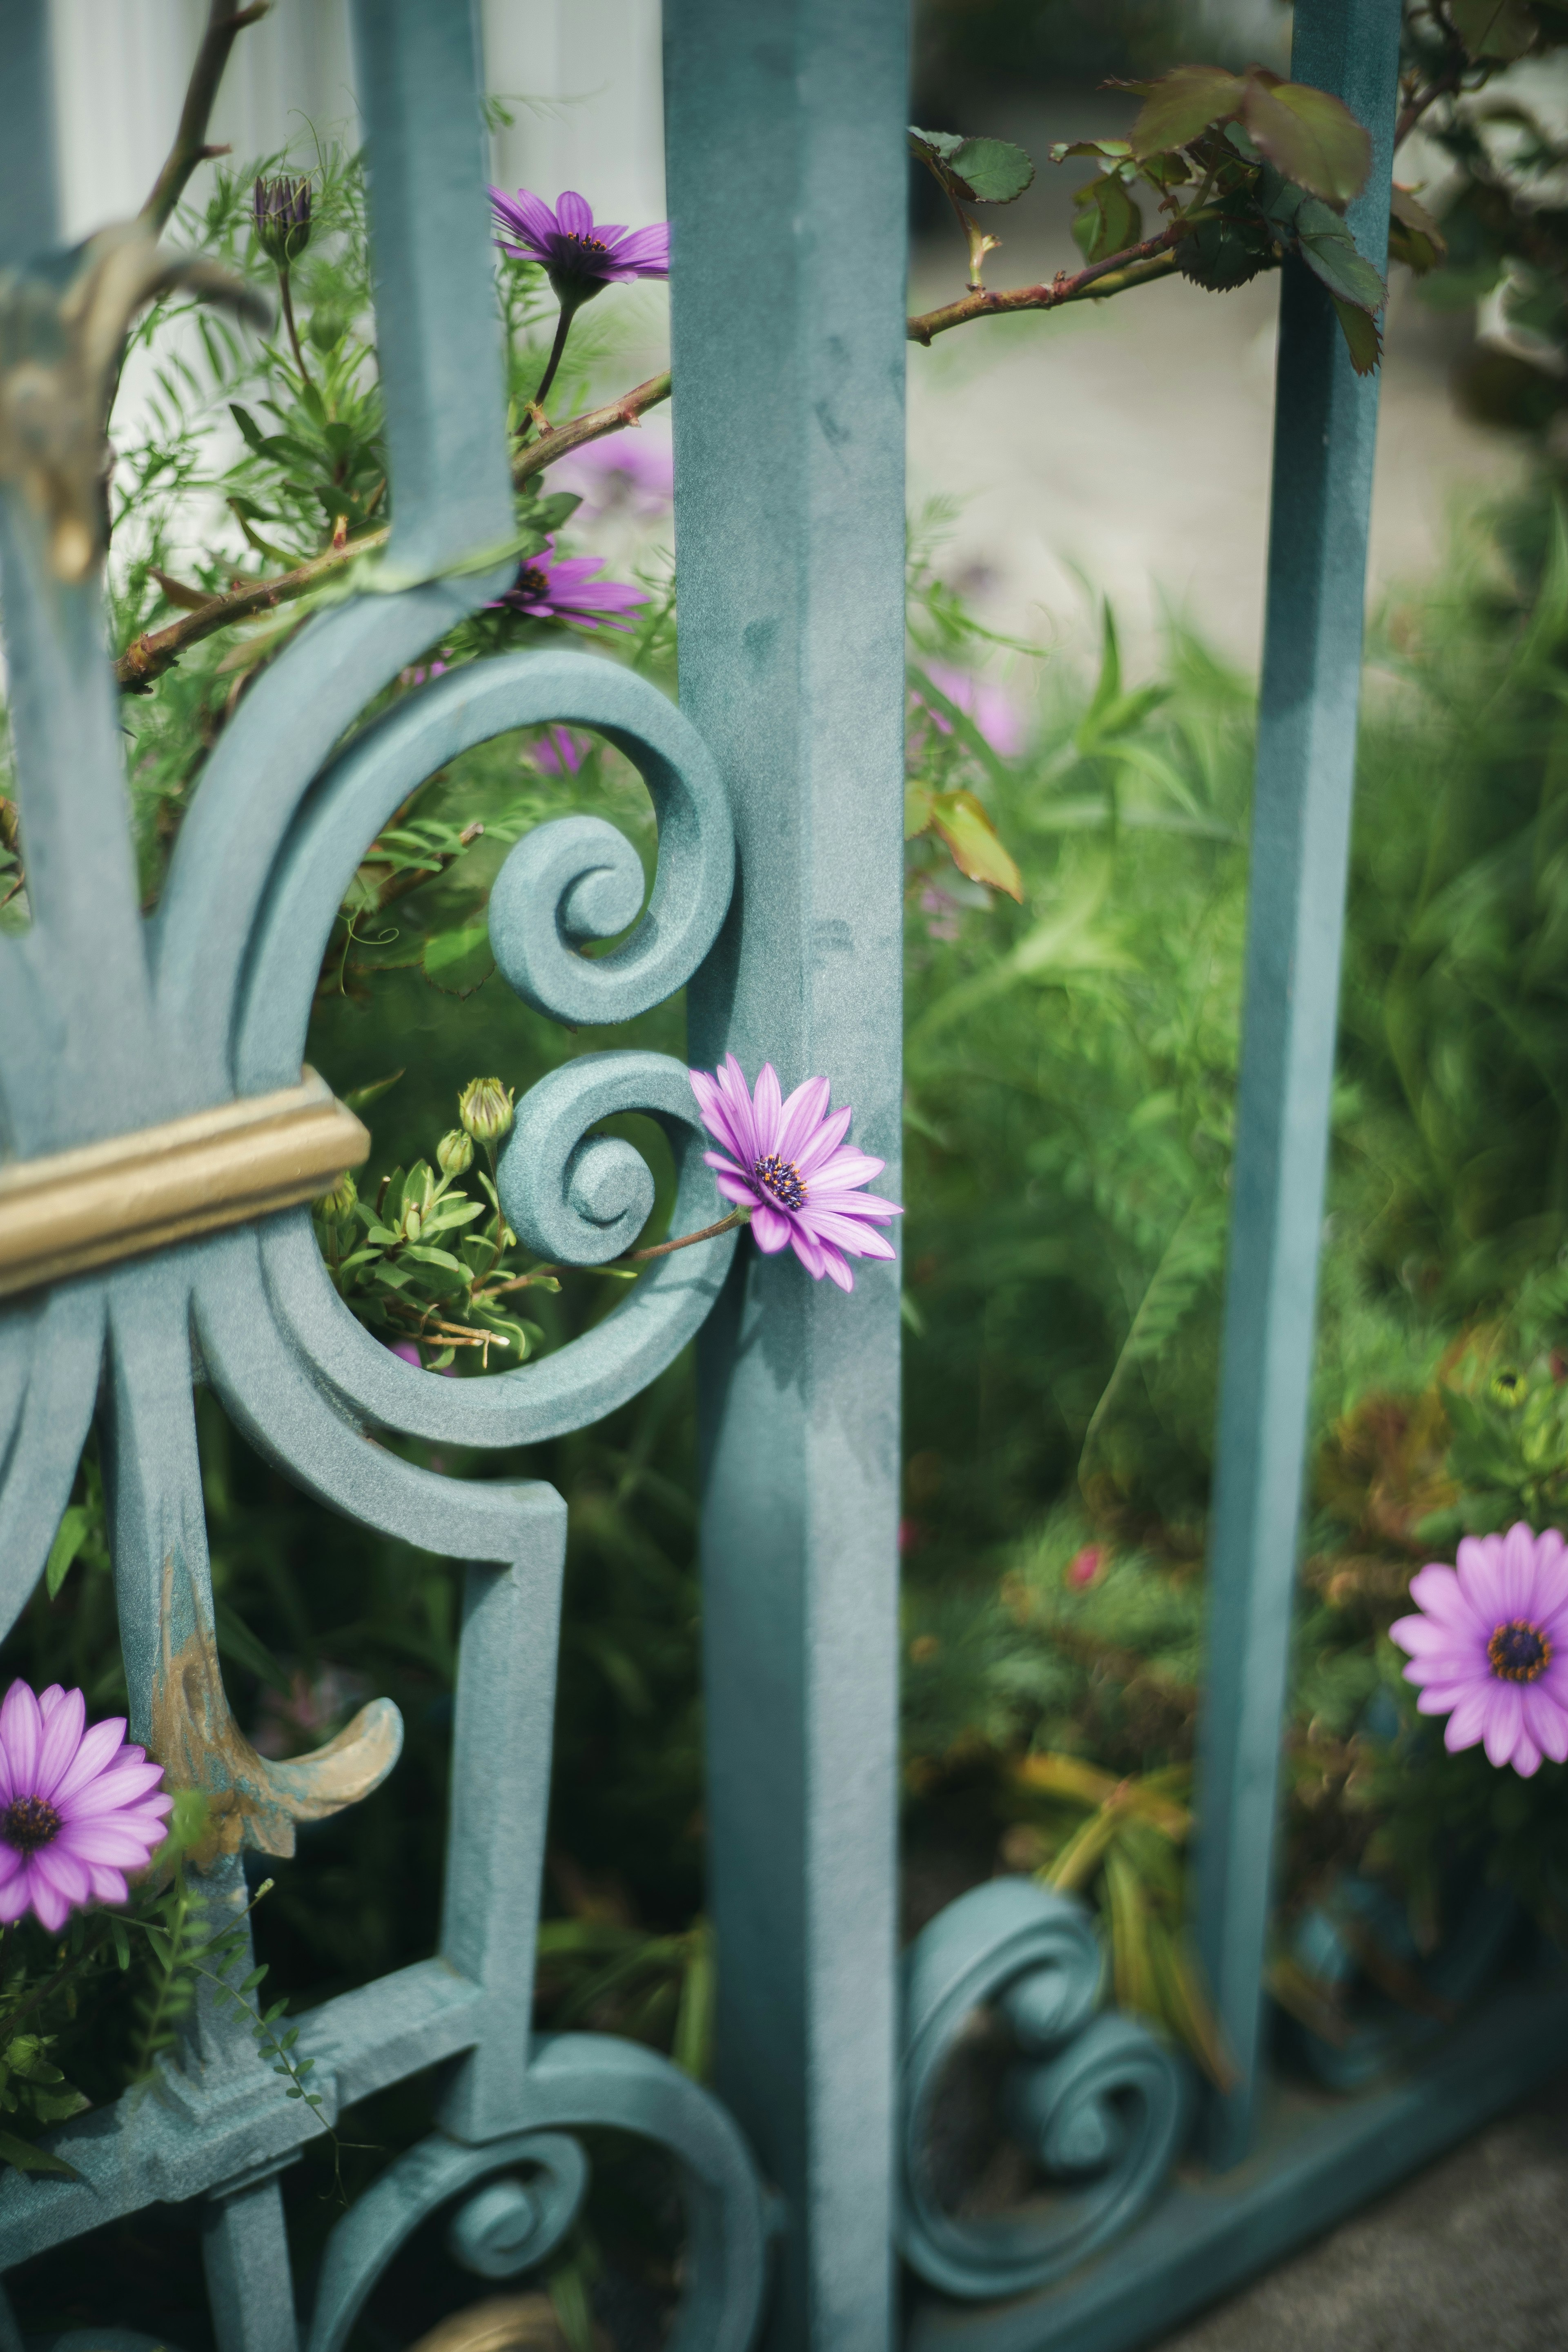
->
xmin=140 ymin=0 xmax=271 ymax=235
xmin=906 ymin=225 xmax=1186 ymax=344
xmin=114 ymin=370 xmax=674 ymax=690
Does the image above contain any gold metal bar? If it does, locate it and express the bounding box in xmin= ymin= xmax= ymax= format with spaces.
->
xmin=0 ymin=1068 xmax=370 ymax=1299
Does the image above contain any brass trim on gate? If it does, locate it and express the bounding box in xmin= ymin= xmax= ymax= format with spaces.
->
xmin=0 ymin=1068 xmax=370 ymax=1299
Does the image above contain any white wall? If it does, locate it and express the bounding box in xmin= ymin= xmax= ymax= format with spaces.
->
xmin=46 ymin=0 xmax=666 ymax=243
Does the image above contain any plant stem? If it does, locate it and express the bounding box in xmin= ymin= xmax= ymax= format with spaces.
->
xmin=140 ymin=0 xmax=269 ymax=232
xmin=623 ymin=1208 xmax=749 ymax=1263
xmin=907 ymin=226 xmax=1186 ymax=344
xmin=277 ymin=267 xmax=314 ymax=392
xmin=531 ymin=302 xmax=577 ymax=423
xmin=114 ymin=370 xmax=673 ymax=691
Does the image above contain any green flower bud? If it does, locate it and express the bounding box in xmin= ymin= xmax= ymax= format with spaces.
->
xmin=1491 ymin=1368 xmax=1528 ymax=1410
xmin=458 ymin=1076 xmax=516 ymax=1144
xmin=437 ymin=1128 xmax=475 ymax=1176
xmin=316 ymin=1170 xmax=357 ymax=1221
xmin=398 ymin=1164 xmax=436 ymax=1242
xmin=307 ymin=305 xmax=346 ymax=353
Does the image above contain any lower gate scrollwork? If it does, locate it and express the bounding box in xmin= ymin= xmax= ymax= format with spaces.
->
xmin=898 ymin=1879 xmax=1194 ymax=2301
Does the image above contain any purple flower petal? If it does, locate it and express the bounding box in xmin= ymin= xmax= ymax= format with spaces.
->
xmin=24 ymin=1862 xmax=68 ymax=1935
xmin=795 ymin=1104 xmax=854 ymax=1177
xmin=1406 ymin=1564 xmax=1477 ymax=1629
xmin=1483 ymin=1684 xmax=1523 ymax=1766
xmin=1456 ymin=1533 xmax=1508 ymax=1624
xmin=714 ymin=1172 xmax=762 ymax=1210
xmin=1500 ymin=1520 xmax=1540 ymax=1617
xmin=1524 ymin=1684 xmax=1568 ymax=1761
xmin=0 ymin=1682 xmax=42 ymax=1800
xmin=555 ymin=190 xmax=595 ymax=238
xmin=33 ymin=1685 xmax=85 ymax=1801
xmin=1443 ymin=1688 xmax=1491 ymax=1750
xmin=753 ymin=1065 xmax=784 ymax=1154
xmin=776 ymin=1076 xmax=832 ymax=1163
xmin=751 ymin=1203 xmax=793 ymax=1252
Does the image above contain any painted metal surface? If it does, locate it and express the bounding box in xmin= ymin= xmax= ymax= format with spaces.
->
xmin=0 ymin=0 xmax=1548 ymax=2345
xmin=0 ymin=2 xmax=767 ymax=2345
xmin=1194 ymin=0 xmax=1405 ymax=2170
xmin=665 ymin=5 xmax=909 ymax=2350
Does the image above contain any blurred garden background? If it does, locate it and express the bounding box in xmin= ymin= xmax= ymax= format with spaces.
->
xmin=12 ymin=0 xmax=1568 ymax=2344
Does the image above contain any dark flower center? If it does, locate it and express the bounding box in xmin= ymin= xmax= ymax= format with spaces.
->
xmin=1488 ymin=1620 xmax=1552 ymax=1682
xmin=561 ymin=234 xmax=610 ymax=264
xmin=1 ymin=1794 xmax=60 ymax=1853
xmin=754 ymin=1153 xmax=806 ymax=1212
xmin=516 ymin=564 xmax=550 ymax=601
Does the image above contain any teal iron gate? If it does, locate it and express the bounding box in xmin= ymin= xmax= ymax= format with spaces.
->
xmin=0 ymin=1 xmax=1564 ymax=2349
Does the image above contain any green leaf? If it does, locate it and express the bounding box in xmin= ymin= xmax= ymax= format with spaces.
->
xmin=228 ymin=401 xmax=265 ymax=449
xmin=421 ymin=922 xmax=495 ymax=998
xmin=1176 ymin=207 xmax=1276 ymax=292
xmin=1126 ymin=66 xmax=1246 ymax=160
xmin=905 ymin=782 xmax=936 ymax=841
xmin=1240 ymin=75 xmax=1372 ymax=208
xmin=1071 ymin=174 xmax=1144 ymax=264
xmin=144 ymin=1926 xmax=173 ymax=1972
xmin=1388 ymin=185 xmax=1447 ymax=276
xmin=110 ymin=1918 xmax=131 ymax=1971
xmin=929 ymin=791 xmax=1025 ymax=902
xmin=43 ymin=1506 xmax=92 ymax=1601
xmin=908 ymin=127 xmax=1035 ymax=205
xmin=0 ymin=2129 xmax=80 ymax=2178
xmin=942 ymin=136 xmax=1035 ymax=205
xmin=1450 ymin=0 xmax=1539 ymax=59
xmin=1330 ymin=293 xmax=1383 ymax=376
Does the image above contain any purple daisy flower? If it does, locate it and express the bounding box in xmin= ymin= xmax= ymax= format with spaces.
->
xmin=493 ymin=539 xmax=647 ymax=632
xmin=689 ymin=1054 xmax=903 ymax=1293
xmin=1390 ymin=1522 xmax=1568 ymax=1777
xmin=489 ymin=187 xmax=669 ymax=296
xmin=0 ymin=1679 xmax=172 ymax=1931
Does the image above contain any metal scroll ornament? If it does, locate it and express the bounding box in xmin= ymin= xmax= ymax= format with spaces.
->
xmin=0 ymin=22 xmax=765 ymax=2339
xmin=898 ymin=1878 xmax=1193 ymax=2298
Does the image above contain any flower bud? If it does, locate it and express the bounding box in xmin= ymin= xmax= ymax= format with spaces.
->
xmin=437 ymin=1128 xmax=474 ymax=1176
xmin=398 ymin=1164 xmax=436 ymax=1242
xmin=252 ymin=175 xmax=312 ymax=267
xmin=316 ymin=1171 xmax=357 ymax=1221
xmin=458 ymin=1077 xmax=516 ymax=1144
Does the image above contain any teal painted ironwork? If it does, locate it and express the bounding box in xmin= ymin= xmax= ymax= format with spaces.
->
xmin=898 ymin=1883 xmax=1192 ymax=2299
xmin=665 ymin=5 xmax=909 ymax=2348
xmin=0 ymin=3 xmax=767 ymax=2346
xmin=1193 ymin=0 xmax=1405 ymax=2170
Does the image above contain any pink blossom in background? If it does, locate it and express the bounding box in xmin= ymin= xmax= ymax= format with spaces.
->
xmin=1390 ymin=1522 xmax=1568 ymax=1777
xmin=689 ymin=1054 xmax=902 ymax=1293
xmin=1065 ymin=1545 xmax=1107 ymax=1589
xmin=561 ymin=430 xmax=674 ymax=516
xmin=919 ymin=662 xmax=1027 ymax=759
xmin=388 ymin=1341 xmax=422 ymax=1369
xmin=533 ymin=725 xmax=589 ymax=775
xmin=0 ymin=1681 xmax=171 ymax=1930
xmin=254 ymin=1665 xmax=372 ymax=1761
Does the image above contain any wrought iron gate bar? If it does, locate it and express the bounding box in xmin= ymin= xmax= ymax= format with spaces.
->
xmin=1194 ymin=0 xmax=1403 ymax=2170
xmin=0 ymin=1069 xmax=367 ymax=1298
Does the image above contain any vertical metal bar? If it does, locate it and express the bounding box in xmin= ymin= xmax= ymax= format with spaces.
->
xmin=203 ymin=2176 xmax=301 ymax=2352
xmin=350 ymin=0 xmax=512 ymax=577
xmin=0 ymin=0 xmax=58 ymax=264
xmin=1194 ymin=0 xmax=1402 ymax=2168
xmin=665 ymin=6 xmax=907 ymax=2348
